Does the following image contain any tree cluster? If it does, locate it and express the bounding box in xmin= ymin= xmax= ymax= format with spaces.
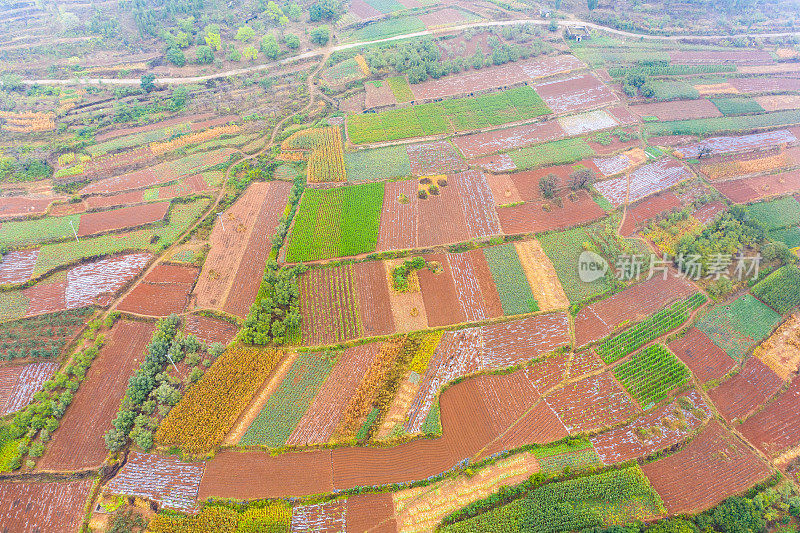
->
xmin=239 ymin=263 xmax=306 ymax=345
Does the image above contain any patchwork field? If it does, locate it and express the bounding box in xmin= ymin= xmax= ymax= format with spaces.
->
xmin=697 ymin=294 xmax=782 ymax=362
xmin=0 ymin=478 xmax=94 ymax=533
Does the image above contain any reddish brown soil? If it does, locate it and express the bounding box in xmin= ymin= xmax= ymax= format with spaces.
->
xmin=739 ymin=375 xmax=800 ymax=458
xmin=86 ymin=190 xmax=146 ymax=210
xmin=591 ymin=390 xmax=712 ymax=464
xmin=0 ymin=478 xmax=94 ymax=533
xmin=453 ymin=118 xmax=565 ymax=159
xmin=566 ymin=350 xmax=606 ymax=380
xmin=505 ymin=162 xmax=597 ymax=201
xmin=575 ymin=275 xmax=696 ymax=348
xmin=364 ymin=81 xmax=397 ymax=109
xmin=93 ymin=113 xmax=227 ymax=142
xmin=668 ymin=328 xmax=735 ymax=384
xmin=649 ymin=135 xmax=698 ymax=147
xmin=80 ymin=147 xmax=157 ymax=182
xmin=708 ymin=357 xmax=784 ymax=422
xmin=287 ymin=344 xmax=381 ymax=446
xmin=407 ymin=141 xmax=467 ymax=175
xmin=447 ymin=250 xmax=503 ymax=321
xmin=300 ymin=264 xmax=362 ymax=346
xmin=24 ymin=279 xmax=67 ymax=317
xmin=498 ymin=188 xmax=606 ymax=234
xmin=419 ymin=7 xmax=469 ymax=29
xmin=417 ymin=253 xmax=467 ymax=327
xmin=49 ymin=202 xmax=87 ymax=216
xmin=349 ymin=0 xmax=381 ymax=19
xmin=156 ymin=174 xmax=212 ymax=200
xmin=450 ymin=171 xmax=502 ymax=239
xmin=620 ymin=192 xmax=682 ymax=236
xmin=0 ymin=361 xmax=58 ymax=416
xmin=731 ymin=77 xmax=800 ymax=93
xmin=347 ymin=494 xmax=398 ymax=533
xmin=641 ymin=421 xmax=772 ymax=515
xmin=184 ymin=314 xmax=238 ymax=346
xmin=545 ymin=373 xmax=640 ymax=434
xmin=630 ymin=99 xmax=722 ymax=121
xmin=0 ymin=196 xmax=57 ymax=219
xmin=38 ymin=320 xmax=154 ymax=471
xmin=532 ymin=72 xmax=618 ymax=114
xmin=524 ymin=351 xmax=571 ymax=393
xmin=669 ymin=49 xmax=772 ymax=64
xmin=223 ymin=181 xmax=292 ymax=318
xmin=353 ymin=261 xmax=395 ymax=338
xmin=692 ymin=200 xmax=726 ymax=224
xmin=118 ymin=264 xmax=199 ymax=316
xmin=417 ymin=180 xmax=470 ymax=247
xmin=714 ymin=168 xmax=800 ymax=203
xmin=77 ymin=201 xmax=169 ymax=237
xmin=377 ymin=180 xmax=418 ymax=251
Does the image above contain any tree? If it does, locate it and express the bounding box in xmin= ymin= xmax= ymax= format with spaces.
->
xmin=205 ymin=30 xmax=222 ymax=51
xmin=287 ymin=2 xmax=302 ymax=21
xmin=284 ymin=33 xmax=300 ymax=49
xmin=195 ymin=45 xmax=214 ymax=64
xmin=570 ymin=167 xmax=595 ymax=190
xmin=640 ymin=81 xmax=655 ymax=98
xmin=243 ymin=45 xmax=259 ymax=61
xmin=310 ymin=0 xmax=340 ymax=21
xmin=165 ymin=47 xmax=186 ymax=66
xmin=265 ymin=1 xmax=287 ymax=24
xmin=587 ymin=0 xmax=599 ymax=9
xmin=539 ymin=173 xmax=559 ymax=199
xmin=235 ymin=25 xmax=255 ymax=41
xmin=310 ymin=25 xmax=330 ymax=46
xmin=0 ymin=74 xmax=23 ymax=92
xmin=140 ymin=73 xmax=156 ymax=93
xmin=260 ymin=34 xmax=280 ymax=59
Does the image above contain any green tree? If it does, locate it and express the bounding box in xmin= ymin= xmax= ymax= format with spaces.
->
xmin=310 ymin=25 xmax=330 ymax=45
xmin=195 ymin=45 xmax=214 ymax=64
xmin=284 ymin=33 xmax=300 ymax=49
xmin=538 ymin=173 xmax=559 ymax=199
xmin=587 ymin=0 xmax=598 ymax=9
xmin=166 ymin=47 xmax=186 ymax=66
xmin=205 ymin=29 xmax=222 ymax=51
xmin=310 ymin=0 xmax=340 ymax=21
xmin=170 ymin=86 xmax=188 ymax=111
xmin=287 ymin=2 xmax=302 ymax=21
xmin=243 ymin=45 xmax=259 ymax=61
xmin=140 ymin=73 xmax=156 ymax=93
xmin=260 ymin=33 xmax=280 ymax=59
xmin=1 ymin=73 xmax=23 ymax=92
xmin=235 ymin=25 xmax=255 ymax=41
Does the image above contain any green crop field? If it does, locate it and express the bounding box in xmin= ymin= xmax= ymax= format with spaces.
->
xmin=240 ymin=353 xmax=337 ymax=446
xmin=698 ymin=294 xmax=782 ymax=361
xmin=364 ymin=0 xmax=406 ymax=13
xmin=345 ymin=145 xmax=411 ymax=182
xmin=347 ymin=86 xmax=550 ymax=144
xmin=711 ymin=97 xmax=765 ymax=116
xmin=322 ymin=57 xmax=366 ymax=84
xmin=607 ymin=64 xmax=736 ymax=78
xmin=509 ymin=138 xmax=594 ymax=170
xmin=0 ymin=213 xmax=81 ymax=248
xmin=87 ymin=123 xmax=194 ymax=155
xmin=768 ymin=226 xmax=800 ymax=249
xmin=386 ymin=76 xmax=414 ymax=103
xmin=752 ymin=265 xmax=800 ymax=314
xmin=538 ymin=226 xmax=613 ymax=303
xmin=482 ymin=244 xmax=538 ymax=315
xmin=614 ymin=344 xmax=690 ymax=409
xmin=650 ymin=80 xmax=700 ymax=101
xmin=644 ymin=109 xmax=800 ymax=136
xmin=344 ymin=16 xmax=426 ymax=43
xmin=443 ymin=466 xmax=665 ymax=532
xmin=747 ymin=196 xmax=800 ymax=230
xmin=597 ymin=294 xmax=707 ymax=363
xmin=536 ymin=447 xmax=602 ymax=475
xmin=286 ymin=182 xmax=384 ymax=262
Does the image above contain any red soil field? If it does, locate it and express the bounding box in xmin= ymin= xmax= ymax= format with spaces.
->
xmin=590 ymin=390 xmax=712 ymax=464
xmin=473 ymin=153 xmax=517 ymax=173
xmin=377 ymin=180 xmax=418 ymax=251
xmin=364 ymin=81 xmax=397 ymax=109
xmin=524 ymin=351 xmax=571 ymax=393
xmin=349 ymin=0 xmax=381 ymax=19
xmin=0 ymin=196 xmax=60 ymax=219
xmin=287 ymin=343 xmax=381 ymax=446
xmin=38 ymin=320 xmax=154 ymax=471
xmin=454 ymin=118 xmax=565 ymax=159
xmin=642 ymin=421 xmax=772 ymax=515
xmin=80 ymin=146 xmax=157 ymax=182
xmin=77 ymin=201 xmax=170 ymax=237
xmin=407 ymin=141 xmax=467 ymax=175
xmin=446 ymin=250 xmax=503 ymax=322
xmin=449 ymin=170 xmax=502 ymax=239
xmin=417 ymin=184 xmax=471 ymax=248
xmin=714 ymin=168 xmax=800 ymax=203
xmin=677 ymin=130 xmax=796 ymax=159
xmin=498 ymin=188 xmax=606 ymax=234
xmin=0 ymin=477 xmax=94 ymax=533
xmin=669 ymin=49 xmax=773 ymax=64
xmin=49 ymin=202 xmax=87 ymax=216
xmin=668 ymin=328 xmax=735 ymax=384
xmin=0 ymin=361 xmax=58 ymax=416
xmin=291 ymin=500 xmax=347 ymax=532
xmin=346 ymin=494 xmax=398 ymax=533
xmin=692 ymin=200 xmax=726 ymax=224
xmin=106 ymin=451 xmax=206 ymax=512
xmin=565 ymin=349 xmax=606 ymax=380
xmin=93 ymin=113 xmax=230 ymax=142
xmin=739 ymin=375 xmax=800 ymax=457
xmin=194 ymin=181 xmax=291 ymax=317
xmin=300 ymin=264 xmax=362 ymax=346
xmin=532 ymin=72 xmax=618 ymax=114
xmin=117 ymin=263 xmax=199 ymax=316
xmin=410 ymin=54 xmax=585 ymax=102
xmin=417 ymin=253 xmax=467 ymax=327
xmin=575 ymin=274 xmax=696 ymax=347
xmin=619 ymin=192 xmax=682 ymax=236
xmin=154 ymin=174 xmax=212 ymax=200
xmin=504 ymin=162 xmax=599 ymax=201
xmin=85 ymin=190 xmax=145 ymax=210
xmin=24 ymin=278 xmax=67 ymax=316
xmin=545 ymin=373 xmax=640 ymax=434
xmin=184 ymin=314 xmax=237 ymax=346
xmin=630 ymin=99 xmax=722 ymax=121
xmin=0 ymin=248 xmax=39 ymax=284
xmin=353 ymin=260 xmax=395 ymax=338
xmin=708 ymin=356 xmax=784 ymax=422
xmin=481 ymin=313 xmax=570 ymax=366
xmin=419 ymin=7 xmax=469 ymax=28
xmin=730 ymin=77 xmax=800 ymax=93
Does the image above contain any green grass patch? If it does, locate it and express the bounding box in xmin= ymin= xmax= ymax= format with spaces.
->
xmin=0 ymin=291 xmax=29 ymax=321
xmin=752 ymin=264 xmax=800 ymax=314
xmin=347 ymin=86 xmax=550 ymax=144
xmin=386 ymin=76 xmax=414 ymax=103
xmin=322 ymin=57 xmax=366 ymax=84
xmin=614 ymin=344 xmax=690 ymax=409
xmin=711 ymin=97 xmax=765 ymax=116
xmin=345 ymin=16 xmax=426 ymax=43
xmin=442 ymin=466 xmax=665 ymax=532
xmin=0 ymin=214 xmax=81 ymax=248
xmin=482 ymin=244 xmax=538 ymax=315
xmin=0 ymin=423 xmax=21 ymax=472
xmin=286 ymin=182 xmax=384 ymax=262
xmin=345 ymin=145 xmax=411 ymax=182
xmin=649 ymin=80 xmax=700 ymax=101
xmin=364 ymin=0 xmax=407 ymax=12
xmin=607 ymin=64 xmax=736 ymax=78
xmin=422 ymin=399 xmax=441 ymax=435
xmin=698 ymin=294 xmax=782 ymax=361
xmin=644 ymin=109 xmax=800 ymax=137
xmin=747 ymin=196 xmax=800 ymax=230
xmin=240 ymin=352 xmax=337 ymax=446
xmin=768 ymin=226 xmax=800 ymax=249
xmin=536 ymin=447 xmax=602 ymax=476
xmin=509 ymin=137 xmax=594 ymax=170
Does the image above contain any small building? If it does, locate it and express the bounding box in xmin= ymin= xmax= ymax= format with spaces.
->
xmin=565 ymin=26 xmax=591 ymax=41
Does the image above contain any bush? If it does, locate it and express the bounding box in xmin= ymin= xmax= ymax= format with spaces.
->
xmin=539 ymin=173 xmax=558 ymax=199
xmin=310 ymin=25 xmax=330 ymax=45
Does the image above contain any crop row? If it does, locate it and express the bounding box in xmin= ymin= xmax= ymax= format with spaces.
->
xmin=614 ymin=344 xmax=690 ymax=408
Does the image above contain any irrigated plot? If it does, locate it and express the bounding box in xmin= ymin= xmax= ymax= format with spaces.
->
xmin=595 ymin=158 xmax=693 ymax=207
xmin=184 ymin=314 xmax=238 ymax=346
xmin=674 ymin=130 xmax=796 ymax=159
xmin=532 ymin=72 xmax=617 ymax=114
xmin=483 ymin=244 xmax=539 ymax=315
xmin=0 ymin=361 xmax=59 ymax=416
xmin=641 ymin=421 xmax=772 ymax=515
xmin=708 ymin=356 xmax=784 ymax=422
xmin=291 ymin=500 xmax=347 ymax=533
xmin=454 ymin=118 xmax=565 ymax=159
xmin=544 ymin=373 xmax=640 ymax=434
xmin=345 ymin=145 xmax=411 ymax=182
xmin=407 ymin=141 xmax=467 ymax=176
xmin=613 ymin=344 xmax=690 ymax=409
xmin=106 ymin=451 xmax=206 ymax=512
xmin=714 ymin=168 xmax=800 ymax=203
xmin=0 ymin=478 xmax=94 ymax=533
xmin=630 ymin=99 xmax=723 ymax=121
xmin=697 ymin=294 xmax=782 ymax=362
xmin=0 ymin=249 xmax=39 ymax=284
xmin=300 ymin=264 xmax=363 ymax=346
xmin=591 ymin=390 xmax=711 ymax=464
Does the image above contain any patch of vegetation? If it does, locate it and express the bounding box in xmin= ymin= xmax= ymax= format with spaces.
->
xmin=614 ymin=344 xmax=690 ymax=408
xmin=509 ymin=138 xmax=594 ymax=170
xmin=483 ymin=244 xmax=538 ymax=315
xmin=644 ymin=109 xmax=800 ymax=137
xmin=698 ymin=294 xmax=782 ymax=361
xmin=746 ymin=196 xmax=800 ymax=231
xmin=752 ymin=265 xmax=800 ymax=315
xmin=345 ymin=145 xmax=411 ymax=182
xmin=710 ymin=97 xmax=765 ymax=116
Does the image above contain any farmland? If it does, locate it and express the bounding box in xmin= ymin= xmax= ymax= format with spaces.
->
xmin=697 ymin=294 xmax=782 ymax=361
xmin=613 ymin=344 xmax=690 ymax=409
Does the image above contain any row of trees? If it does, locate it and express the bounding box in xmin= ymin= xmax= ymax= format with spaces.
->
xmin=538 ymin=168 xmax=595 ymax=199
